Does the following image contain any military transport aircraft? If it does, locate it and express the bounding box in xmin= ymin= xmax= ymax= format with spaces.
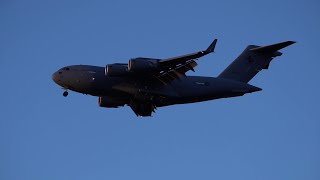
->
xmin=52 ymin=39 xmax=295 ymax=116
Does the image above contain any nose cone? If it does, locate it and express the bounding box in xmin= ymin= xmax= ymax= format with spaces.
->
xmin=52 ymin=71 xmax=60 ymax=84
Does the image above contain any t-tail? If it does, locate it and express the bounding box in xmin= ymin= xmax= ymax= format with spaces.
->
xmin=218 ymin=41 xmax=296 ymax=83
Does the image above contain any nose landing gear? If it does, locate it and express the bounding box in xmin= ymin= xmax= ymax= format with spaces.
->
xmin=62 ymin=87 xmax=69 ymax=97
xmin=63 ymin=91 xmax=68 ymax=97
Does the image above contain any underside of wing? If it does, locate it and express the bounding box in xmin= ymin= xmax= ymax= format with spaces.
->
xmin=129 ymin=101 xmax=156 ymax=117
xmin=156 ymin=60 xmax=198 ymax=84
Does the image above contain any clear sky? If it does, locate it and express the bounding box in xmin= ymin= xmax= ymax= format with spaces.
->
xmin=1 ymin=0 xmax=319 ymax=180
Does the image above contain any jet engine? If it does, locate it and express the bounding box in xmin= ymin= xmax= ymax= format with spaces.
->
xmin=128 ymin=58 xmax=159 ymax=73
xmin=105 ymin=64 xmax=128 ymax=77
xmin=98 ymin=96 xmax=127 ymax=108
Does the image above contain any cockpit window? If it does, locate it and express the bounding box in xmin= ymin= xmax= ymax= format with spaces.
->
xmin=65 ymin=67 xmax=70 ymax=71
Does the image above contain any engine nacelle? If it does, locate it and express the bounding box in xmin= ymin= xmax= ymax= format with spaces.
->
xmin=105 ymin=64 xmax=128 ymax=77
xmin=98 ymin=96 xmax=127 ymax=108
xmin=128 ymin=57 xmax=159 ymax=73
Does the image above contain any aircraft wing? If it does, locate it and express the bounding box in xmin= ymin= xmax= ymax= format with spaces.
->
xmin=159 ymin=39 xmax=217 ymax=67
xmin=151 ymin=39 xmax=216 ymax=84
xmin=156 ymin=60 xmax=198 ymax=84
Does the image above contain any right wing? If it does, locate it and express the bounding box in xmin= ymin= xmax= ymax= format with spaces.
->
xmin=154 ymin=39 xmax=217 ymax=84
xmin=159 ymin=39 xmax=217 ymax=67
xmin=156 ymin=60 xmax=198 ymax=84
xmin=111 ymin=39 xmax=217 ymax=109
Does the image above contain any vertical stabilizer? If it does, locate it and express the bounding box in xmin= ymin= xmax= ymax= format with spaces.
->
xmin=218 ymin=41 xmax=295 ymax=83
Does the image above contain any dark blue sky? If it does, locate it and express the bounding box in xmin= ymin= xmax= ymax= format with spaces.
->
xmin=1 ymin=0 xmax=319 ymax=180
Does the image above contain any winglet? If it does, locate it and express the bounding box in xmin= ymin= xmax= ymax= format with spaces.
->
xmin=205 ymin=39 xmax=218 ymax=53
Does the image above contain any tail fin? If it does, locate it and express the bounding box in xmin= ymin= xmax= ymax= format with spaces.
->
xmin=218 ymin=41 xmax=295 ymax=83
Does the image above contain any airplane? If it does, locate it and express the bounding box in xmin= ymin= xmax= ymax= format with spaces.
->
xmin=52 ymin=39 xmax=295 ymax=117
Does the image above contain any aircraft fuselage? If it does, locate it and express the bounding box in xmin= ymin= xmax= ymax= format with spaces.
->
xmin=51 ymin=39 xmax=294 ymax=116
xmin=52 ymin=65 xmax=261 ymax=107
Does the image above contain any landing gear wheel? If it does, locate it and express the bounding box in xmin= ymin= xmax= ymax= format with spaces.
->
xmin=63 ymin=91 xmax=68 ymax=97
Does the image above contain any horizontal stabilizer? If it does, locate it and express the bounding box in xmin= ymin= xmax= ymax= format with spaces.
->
xmin=250 ymin=41 xmax=296 ymax=53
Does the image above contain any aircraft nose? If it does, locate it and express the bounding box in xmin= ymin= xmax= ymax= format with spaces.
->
xmin=52 ymin=71 xmax=59 ymax=84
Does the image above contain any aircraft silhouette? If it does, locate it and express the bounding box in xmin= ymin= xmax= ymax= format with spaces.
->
xmin=52 ymin=39 xmax=295 ymax=116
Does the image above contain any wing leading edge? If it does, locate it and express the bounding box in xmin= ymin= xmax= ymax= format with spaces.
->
xmin=159 ymin=39 xmax=217 ymax=67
